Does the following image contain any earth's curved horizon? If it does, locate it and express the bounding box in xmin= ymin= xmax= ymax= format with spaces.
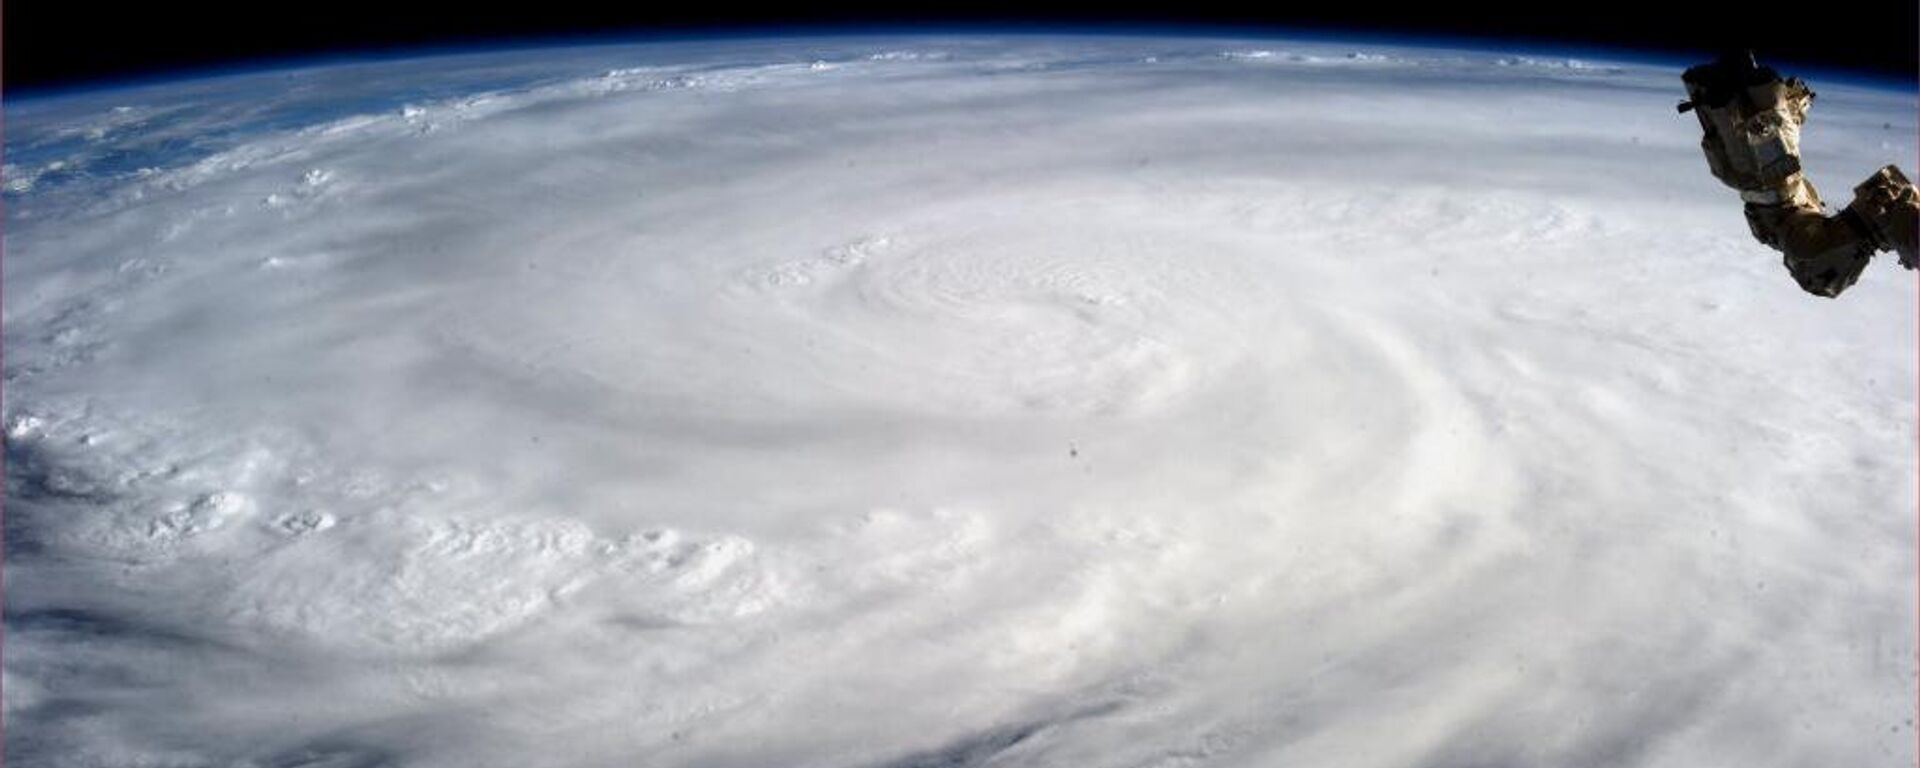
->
xmin=10 ymin=26 xmax=1916 ymax=105
xmin=4 ymin=33 xmax=1915 ymax=768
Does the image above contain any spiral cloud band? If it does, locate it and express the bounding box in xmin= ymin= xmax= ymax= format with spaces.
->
xmin=3 ymin=36 xmax=1915 ymax=768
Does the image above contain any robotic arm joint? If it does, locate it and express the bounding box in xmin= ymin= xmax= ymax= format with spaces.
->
xmin=1681 ymin=51 xmax=1918 ymax=297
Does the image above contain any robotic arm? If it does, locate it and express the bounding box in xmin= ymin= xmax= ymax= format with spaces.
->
xmin=1679 ymin=51 xmax=1917 ymax=297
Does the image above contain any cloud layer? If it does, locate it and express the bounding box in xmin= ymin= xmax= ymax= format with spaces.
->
xmin=4 ymin=36 xmax=1916 ymax=767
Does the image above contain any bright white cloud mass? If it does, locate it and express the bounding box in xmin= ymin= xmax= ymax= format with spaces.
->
xmin=3 ymin=36 xmax=1915 ymax=767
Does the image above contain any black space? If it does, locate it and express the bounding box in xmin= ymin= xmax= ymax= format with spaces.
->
xmin=4 ymin=1 xmax=1917 ymax=92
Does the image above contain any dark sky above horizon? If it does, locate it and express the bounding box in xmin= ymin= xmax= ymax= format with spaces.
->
xmin=4 ymin=0 xmax=1917 ymax=92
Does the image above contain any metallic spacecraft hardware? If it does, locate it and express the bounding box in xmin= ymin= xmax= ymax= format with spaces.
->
xmin=1679 ymin=51 xmax=1918 ymax=297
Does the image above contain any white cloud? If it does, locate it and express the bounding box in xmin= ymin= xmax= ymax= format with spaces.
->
xmin=3 ymin=36 xmax=1915 ymax=768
